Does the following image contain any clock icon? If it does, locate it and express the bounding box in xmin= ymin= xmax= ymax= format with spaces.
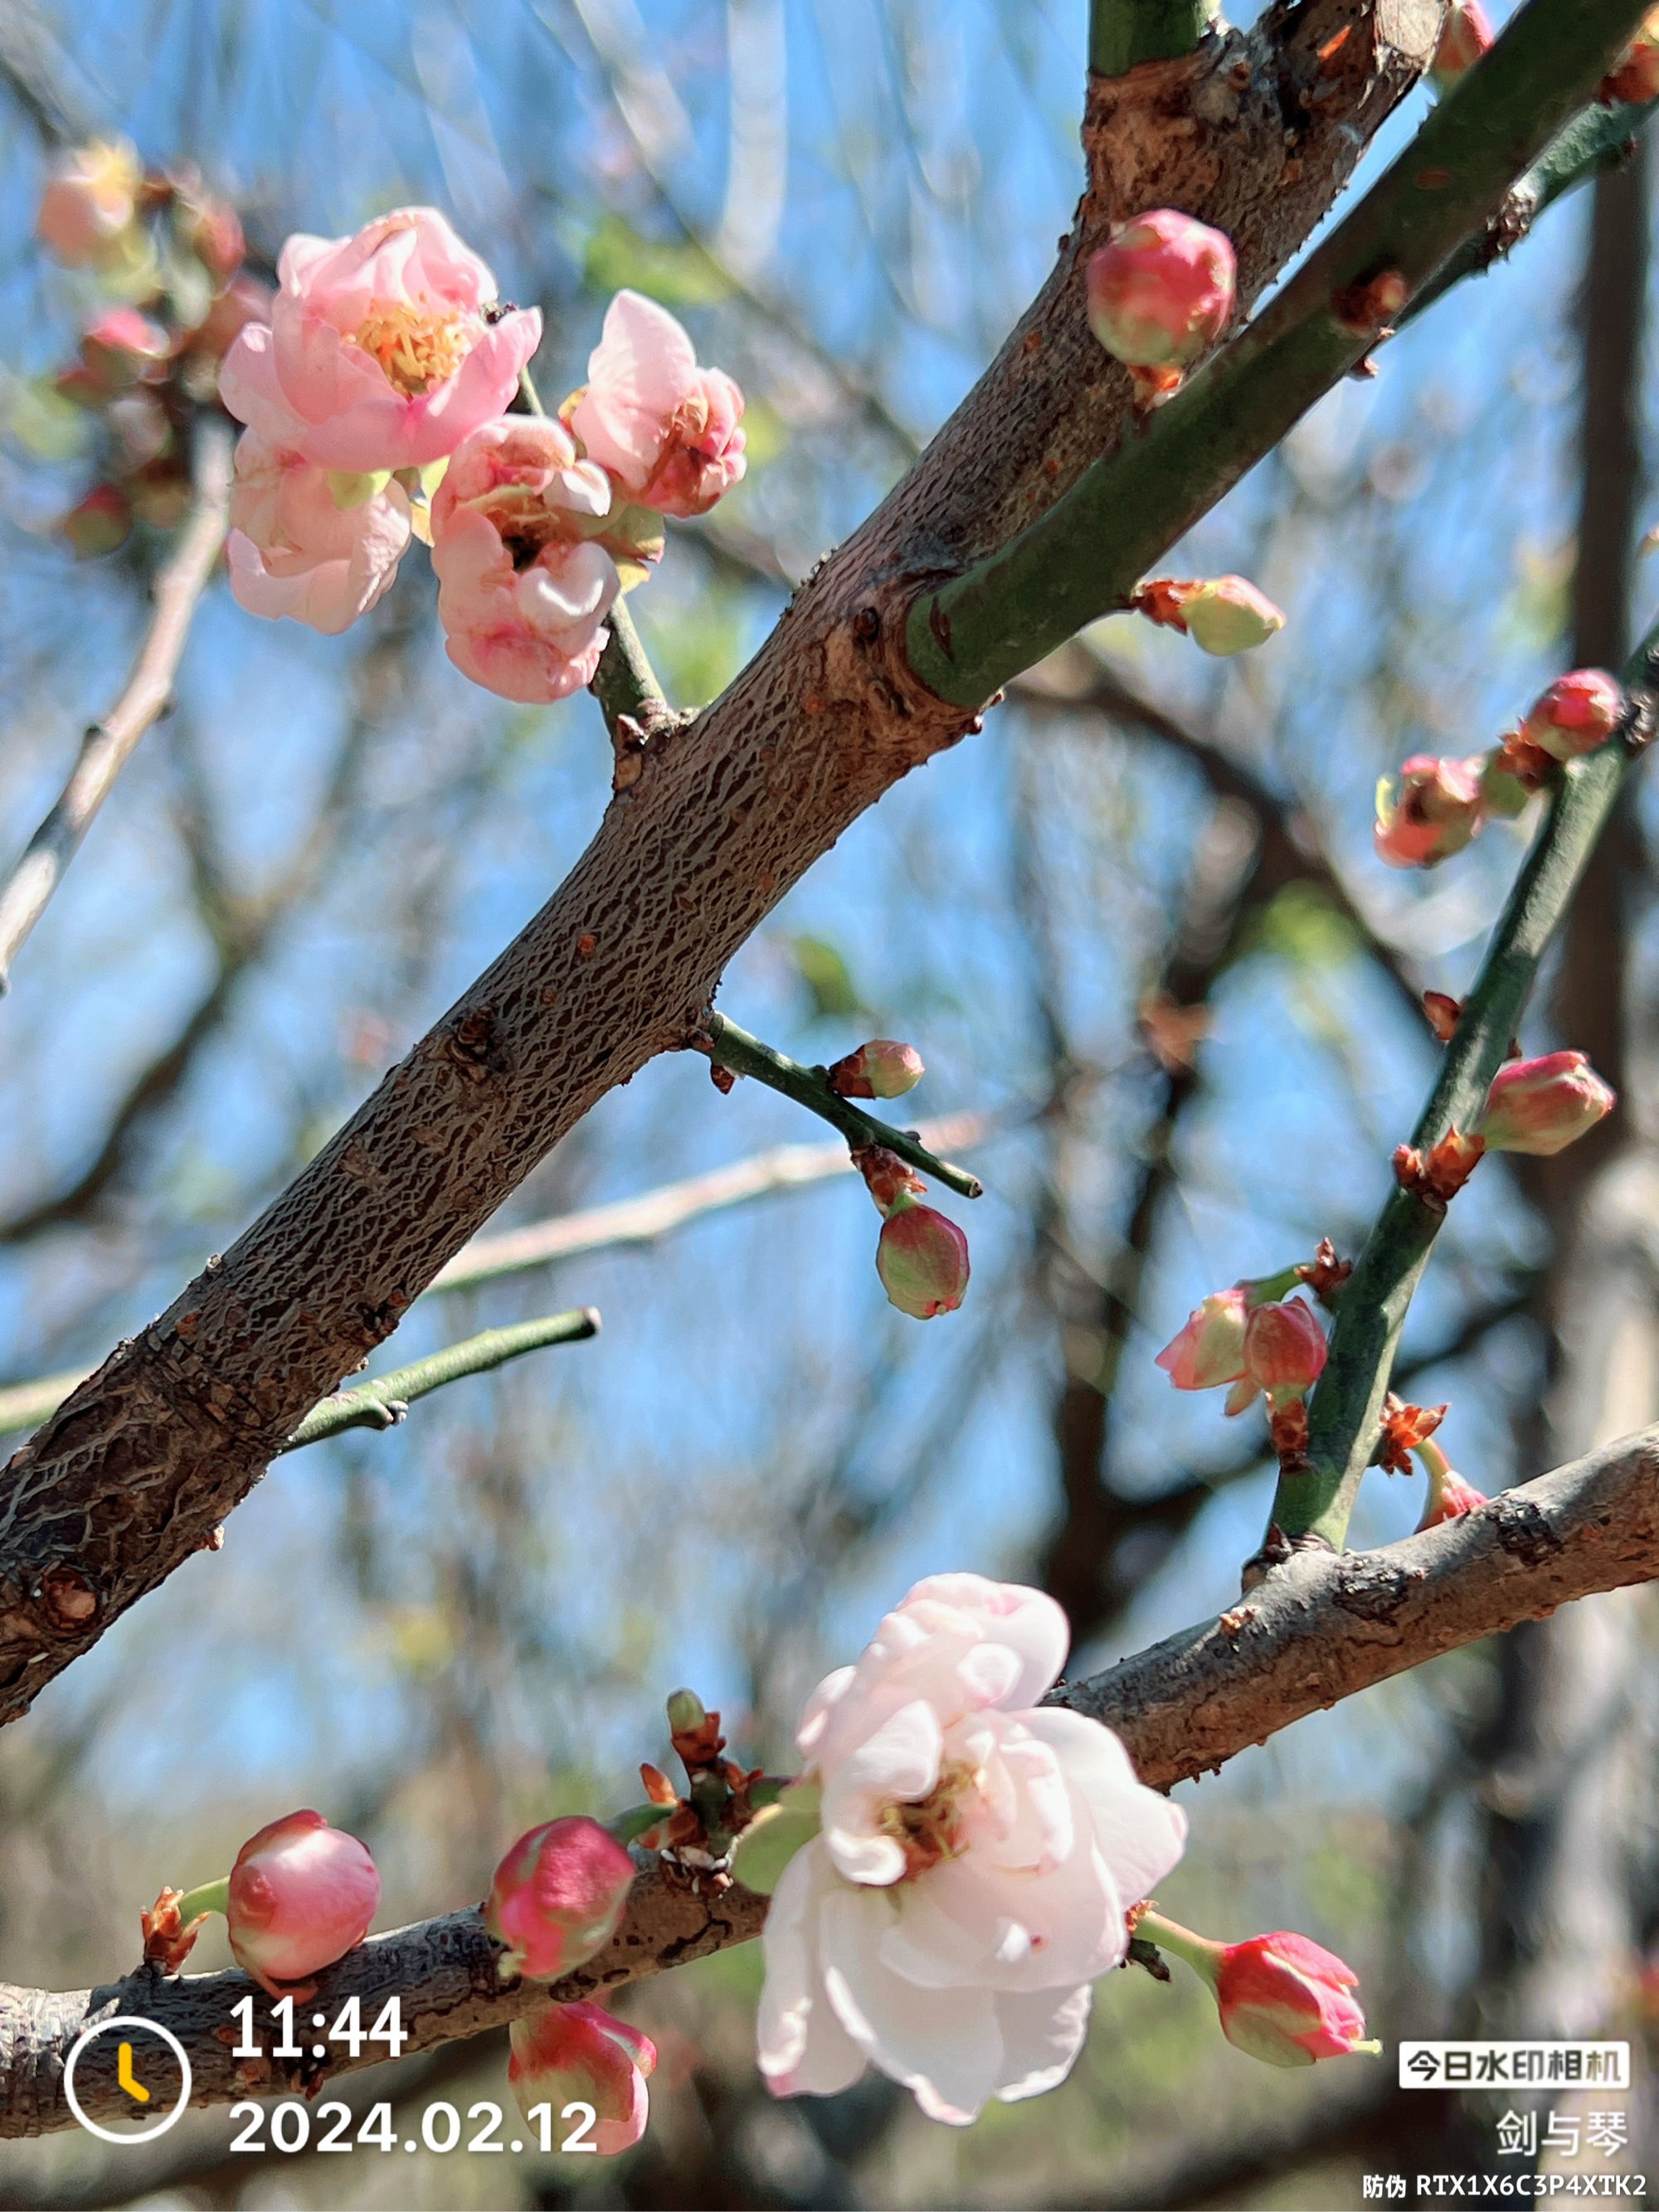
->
xmin=64 ymin=2017 xmax=192 ymax=2144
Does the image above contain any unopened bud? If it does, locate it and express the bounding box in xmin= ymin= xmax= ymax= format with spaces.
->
xmin=1132 ymin=576 xmax=1284 ymax=656
xmin=1086 ymin=211 xmax=1236 ymax=398
xmin=178 ymin=193 xmax=245 ymax=284
xmin=1239 ymin=1297 xmax=1326 ymax=1412
xmin=1429 ymin=1 xmax=1494 ymax=93
xmin=1422 ymin=991 xmax=1462 ymax=1043
xmin=1374 ymin=755 xmax=1485 ymax=868
xmin=1155 ymin=1288 xmax=1248 ymax=1392
xmin=1141 ymin=1913 xmax=1380 ymax=2068
xmin=80 ymin=307 xmax=171 ymax=392
xmin=225 ymin=1810 xmax=379 ymax=1996
xmin=876 ymin=1202 xmax=970 ymax=1319
xmin=1518 ymin=668 xmax=1623 ymax=762
xmin=508 ymin=2001 xmax=655 ymax=2153
xmin=826 ymin=1039 xmax=925 ymax=1099
xmin=1415 ymin=1441 xmax=1486 ymax=1531
xmin=1603 ymin=7 xmax=1659 ymax=104
xmin=1475 ymin=1049 xmax=1615 ymax=1157
xmin=665 ymin=1688 xmax=706 ymax=1734
xmin=62 ymin=484 xmax=133 ymax=559
xmin=485 ymin=1816 xmax=635 ymax=1981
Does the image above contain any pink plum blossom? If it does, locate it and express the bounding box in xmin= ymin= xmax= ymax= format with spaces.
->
xmin=508 ymin=2001 xmax=656 ymax=2153
xmin=757 ymin=1575 xmax=1187 ymax=2125
xmin=1224 ymin=1297 xmax=1326 ymax=1418
xmin=570 ymin=290 xmax=747 ymax=519
xmin=485 ymin=1816 xmax=635 ymax=1981
xmin=1474 ymin=1049 xmax=1616 ymax=1157
xmin=430 ymin=416 xmax=620 ymax=702
xmin=1374 ymin=755 xmax=1486 ymax=868
xmin=1155 ymin=1288 xmax=1249 ymax=1391
xmin=227 ymin=428 xmax=411 ymax=635
xmin=1518 ymin=668 xmax=1624 ymax=761
xmin=218 ymin=207 xmax=541 ymax=474
xmin=36 ymin=140 xmax=141 ymax=267
xmin=226 ymin=1810 xmax=379 ymax=1996
xmin=1085 ymin=211 xmax=1235 ymax=396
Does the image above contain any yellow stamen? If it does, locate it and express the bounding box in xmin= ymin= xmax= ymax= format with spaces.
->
xmin=878 ymin=1757 xmax=976 ymax=1879
xmin=350 ymin=299 xmax=472 ymax=397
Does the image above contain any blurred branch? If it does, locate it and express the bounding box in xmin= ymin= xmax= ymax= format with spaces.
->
xmin=0 ymin=0 xmax=1436 ymax=1719
xmin=907 ymin=1 xmax=1652 ymax=707
xmin=1268 ymin=616 xmax=1659 ymax=1558
xmin=0 ymin=419 xmax=232 ymax=996
xmin=696 ymin=1009 xmax=985 ymax=1198
xmin=277 ymin=1308 xmax=600 ymax=1450
xmin=5 ymin=1421 xmax=1657 ymax=2129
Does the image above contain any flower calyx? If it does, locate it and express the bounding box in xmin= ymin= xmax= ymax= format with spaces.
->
xmin=1374 ymin=1393 xmax=1447 ymax=1476
xmin=1393 ymin=1128 xmax=1485 ymax=1210
xmin=141 ymin=1885 xmax=211 ymax=1973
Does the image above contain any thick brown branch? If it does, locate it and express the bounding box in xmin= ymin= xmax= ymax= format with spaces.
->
xmin=0 ymin=0 xmax=1429 ymax=1721
xmin=0 ymin=1425 xmax=1654 ymax=2131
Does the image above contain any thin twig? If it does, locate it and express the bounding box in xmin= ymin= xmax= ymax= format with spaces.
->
xmin=591 ymin=593 xmax=670 ymax=740
xmin=698 ymin=1010 xmax=985 ymax=1198
xmin=0 ymin=416 xmax=233 ymax=994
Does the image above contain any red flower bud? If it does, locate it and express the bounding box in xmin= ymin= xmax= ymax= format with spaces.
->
xmin=1518 ymin=668 xmax=1623 ymax=762
xmin=1214 ymin=1932 xmax=1379 ymax=2067
xmin=1475 ymin=1049 xmax=1615 ymax=1157
xmin=876 ymin=1201 xmax=969 ymax=1319
xmin=1086 ymin=211 xmax=1235 ymax=399
xmin=62 ymin=484 xmax=133 ymax=560
xmin=1416 ymin=1441 xmax=1486 ymax=1530
xmin=1429 ymin=1 xmax=1494 ymax=93
xmin=826 ymin=1038 xmax=925 ymax=1099
xmin=1374 ymin=755 xmax=1485 ymax=868
xmin=1155 ymin=1288 xmax=1248 ymax=1391
xmin=226 ymin=1810 xmax=379 ymax=1996
xmin=508 ymin=2001 xmax=655 ymax=2154
xmin=486 ymin=1816 xmax=635 ymax=1981
xmin=1603 ymin=9 xmax=1659 ymax=104
xmin=1238 ymin=1296 xmax=1326 ymax=1411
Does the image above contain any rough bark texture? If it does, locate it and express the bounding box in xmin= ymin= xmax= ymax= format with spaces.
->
xmin=2 ymin=1422 xmax=1657 ymax=2135
xmin=0 ymin=1863 xmax=766 ymax=2137
xmin=1058 ymin=1422 xmax=1659 ymax=1790
xmin=0 ymin=0 xmax=1435 ymax=1723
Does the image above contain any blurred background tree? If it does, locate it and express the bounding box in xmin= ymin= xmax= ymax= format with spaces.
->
xmin=0 ymin=0 xmax=1655 ymax=2204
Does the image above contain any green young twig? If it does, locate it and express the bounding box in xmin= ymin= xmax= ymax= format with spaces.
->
xmin=696 ymin=1009 xmax=985 ymax=1200
xmin=275 ymin=1308 xmax=599 ymax=1451
xmin=905 ymin=0 xmax=1654 ymax=710
xmin=1258 ymin=620 xmax=1659 ymax=1558
xmin=591 ymin=593 xmax=669 ymax=740
xmin=1089 ymin=0 xmax=1214 ymax=78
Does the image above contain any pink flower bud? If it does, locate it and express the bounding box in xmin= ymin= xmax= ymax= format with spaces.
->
xmin=1131 ymin=576 xmax=1284 ymax=655
xmin=1241 ymin=1296 xmax=1326 ymax=1408
xmin=62 ymin=484 xmax=133 ymax=560
xmin=1603 ymin=9 xmax=1659 ymax=104
xmin=226 ymin=1810 xmax=379 ymax=1996
xmin=1086 ymin=211 xmax=1236 ymax=396
xmin=826 ymin=1039 xmax=925 ymax=1099
xmin=1373 ymin=755 xmax=1485 ymax=868
xmin=1429 ymin=2 xmax=1494 ymax=93
xmin=36 ymin=140 xmax=142 ymax=267
xmin=181 ymin=195 xmax=246 ymax=285
xmin=1475 ymin=1049 xmax=1615 ymax=1157
xmin=80 ymin=307 xmax=172 ymax=393
xmin=508 ymin=2001 xmax=655 ymax=2153
xmin=1214 ymin=1932 xmax=1379 ymax=2068
xmin=876 ymin=1201 xmax=969 ymax=1319
xmin=485 ymin=1816 xmax=635 ymax=1981
xmin=1518 ymin=668 xmax=1623 ymax=761
xmin=1155 ymin=1288 xmax=1249 ymax=1391
xmin=1416 ymin=1442 xmax=1486 ymax=1531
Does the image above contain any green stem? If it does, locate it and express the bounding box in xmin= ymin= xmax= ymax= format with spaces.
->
xmin=906 ymin=0 xmax=1653 ymax=710
xmin=1399 ymin=96 xmax=1657 ymax=333
xmin=1089 ymin=0 xmax=1214 ymax=77
xmin=175 ymin=1875 xmax=230 ymax=1923
xmin=591 ymin=595 xmax=669 ymax=740
xmin=699 ymin=1010 xmax=984 ymax=1200
xmin=276 ymin=1308 xmax=600 ymax=1453
xmin=1265 ymin=620 xmax=1659 ymax=1553
xmin=1135 ymin=1910 xmax=1222 ymax=1986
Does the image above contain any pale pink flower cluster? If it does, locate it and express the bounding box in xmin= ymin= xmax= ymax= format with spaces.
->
xmin=757 ymin=1575 xmax=1186 ymax=2124
xmin=221 ymin=215 xmax=746 ymax=700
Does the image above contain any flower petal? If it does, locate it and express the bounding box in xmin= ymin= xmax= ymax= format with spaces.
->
xmin=1020 ymin=1709 xmax=1188 ymax=1905
xmin=900 ymin=1576 xmax=1069 ymax=1709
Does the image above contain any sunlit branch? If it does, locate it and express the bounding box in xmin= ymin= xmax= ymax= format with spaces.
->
xmin=907 ymin=0 xmax=1652 ymax=708
xmin=697 ymin=1009 xmax=985 ymax=1198
xmin=3 ymin=1421 xmax=1654 ymax=2132
xmin=0 ymin=416 xmax=233 ymax=994
xmin=1262 ymin=616 xmax=1659 ymax=1557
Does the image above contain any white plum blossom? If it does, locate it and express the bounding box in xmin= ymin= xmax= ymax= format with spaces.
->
xmin=757 ymin=1574 xmax=1188 ymax=2125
